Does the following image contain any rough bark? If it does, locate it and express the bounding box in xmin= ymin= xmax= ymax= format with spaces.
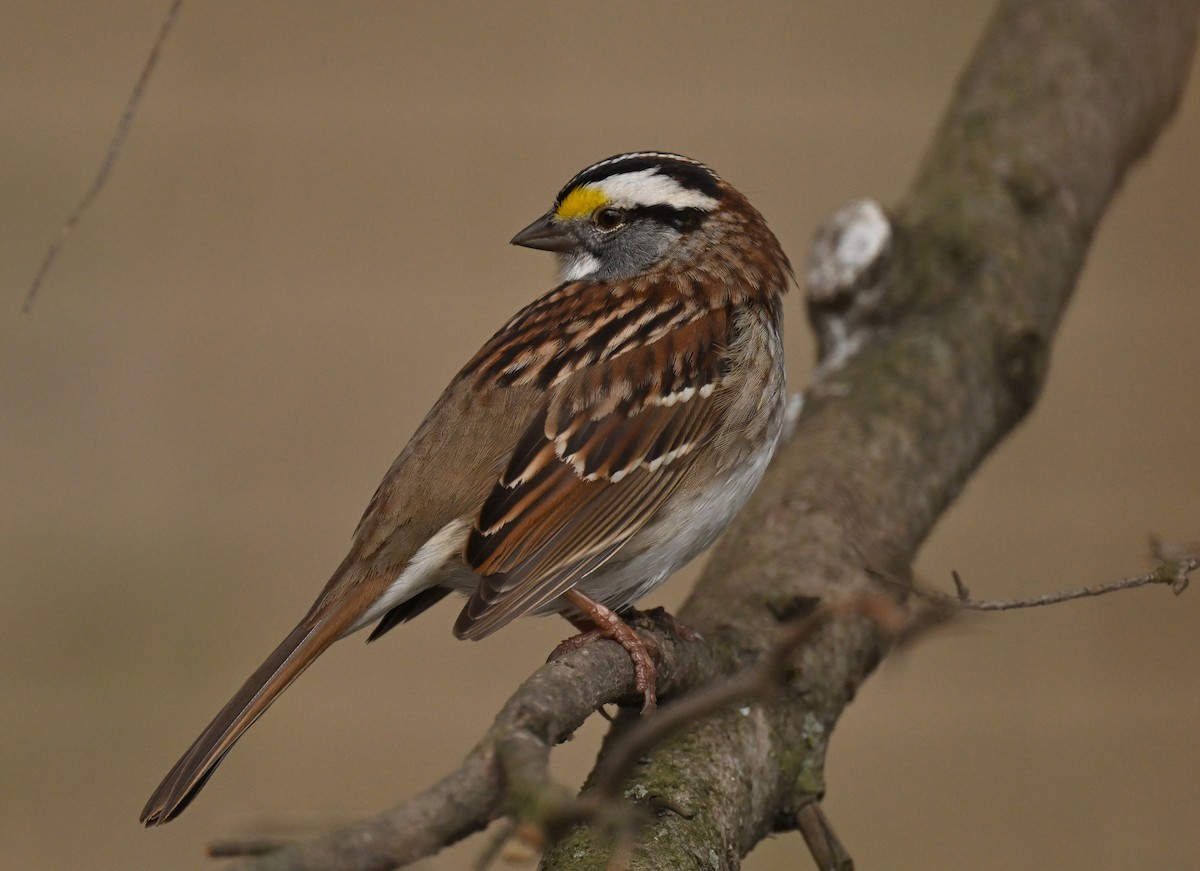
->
xmin=225 ymin=1 xmax=1199 ymax=869
xmin=542 ymin=1 xmax=1198 ymax=867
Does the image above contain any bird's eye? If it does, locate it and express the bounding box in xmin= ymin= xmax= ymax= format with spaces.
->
xmin=593 ymin=207 xmax=626 ymax=231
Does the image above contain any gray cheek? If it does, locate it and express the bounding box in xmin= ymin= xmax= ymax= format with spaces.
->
xmin=594 ymin=225 xmax=682 ymax=281
xmin=553 ymin=223 xmax=683 ymax=283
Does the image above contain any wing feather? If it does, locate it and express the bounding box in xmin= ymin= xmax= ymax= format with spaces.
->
xmin=454 ymin=312 xmax=731 ymax=640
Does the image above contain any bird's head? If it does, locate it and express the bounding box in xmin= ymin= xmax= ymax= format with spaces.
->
xmin=511 ymin=152 xmax=732 ymax=282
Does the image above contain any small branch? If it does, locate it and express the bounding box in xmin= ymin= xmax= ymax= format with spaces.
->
xmin=924 ymin=557 xmax=1196 ymax=612
xmin=796 ymin=802 xmax=854 ymax=871
xmin=493 ymin=726 xmax=583 ymax=846
xmin=22 ymin=0 xmax=184 ymax=313
xmin=208 ymin=837 xmax=286 ymax=859
xmin=471 ymin=820 xmax=518 ymax=871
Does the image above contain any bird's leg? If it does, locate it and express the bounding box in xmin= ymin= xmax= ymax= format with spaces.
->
xmin=545 ymin=608 xmax=607 ymax=654
xmin=549 ymin=589 xmax=660 ymax=714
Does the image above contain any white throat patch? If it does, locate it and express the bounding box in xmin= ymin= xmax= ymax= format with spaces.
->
xmin=562 ymin=252 xmax=601 ymax=281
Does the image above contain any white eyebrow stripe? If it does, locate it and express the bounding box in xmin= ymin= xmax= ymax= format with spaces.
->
xmin=595 ymin=168 xmax=718 ymax=211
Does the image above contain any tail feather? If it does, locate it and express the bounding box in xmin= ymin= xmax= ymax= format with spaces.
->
xmin=140 ymin=611 xmax=351 ymax=826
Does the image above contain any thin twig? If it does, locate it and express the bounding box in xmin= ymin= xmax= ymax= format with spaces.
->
xmin=796 ymin=802 xmax=854 ymax=871
xmin=931 ymin=557 xmax=1196 ymax=611
xmin=22 ymin=0 xmax=184 ymax=313
xmin=471 ymin=819 xmax=518 ymax=871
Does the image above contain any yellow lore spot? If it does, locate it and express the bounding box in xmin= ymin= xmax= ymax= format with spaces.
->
xmin=555 ymin=186 xmax=609 ymax=221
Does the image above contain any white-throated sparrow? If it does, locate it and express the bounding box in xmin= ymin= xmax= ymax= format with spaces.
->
xmin=142 ymin=152 xmax=791 ymax=825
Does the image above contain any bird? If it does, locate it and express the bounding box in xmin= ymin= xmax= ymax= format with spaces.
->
xmin=140 ymin=151 xmax=792 ymax=826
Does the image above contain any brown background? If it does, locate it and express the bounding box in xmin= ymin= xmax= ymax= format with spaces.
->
xmin=2 ymin=3 xmax=1197 ymax=869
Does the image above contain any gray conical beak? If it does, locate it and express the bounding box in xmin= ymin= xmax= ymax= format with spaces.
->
xmin=510 ymin=212 xmax=576 ymax=252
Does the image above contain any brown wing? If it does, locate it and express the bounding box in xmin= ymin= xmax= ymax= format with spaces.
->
xmin=453 ymin=310 xmax=731 ymax=639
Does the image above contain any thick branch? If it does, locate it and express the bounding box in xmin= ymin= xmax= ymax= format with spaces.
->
xmin=224 ymin=626 xmax=727 ymax=871
xmin=544 ymin=1 xmax=1198 ymax=868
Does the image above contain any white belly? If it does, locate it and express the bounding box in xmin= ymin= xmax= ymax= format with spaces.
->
xmin=556 ymin=435 xmax=779 ymax=613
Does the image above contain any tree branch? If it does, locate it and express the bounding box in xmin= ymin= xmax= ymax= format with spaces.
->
xmin=220 ymin=624 xmax=728 ymax=870
xmin=939 ymin=556 xmax=1195 ymax=610
xmin=542 ymin=1 xmax=1199 ymax=868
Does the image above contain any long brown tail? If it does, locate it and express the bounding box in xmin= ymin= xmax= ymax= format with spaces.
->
xmin=140 ymin=609 xmax=352 ymax=825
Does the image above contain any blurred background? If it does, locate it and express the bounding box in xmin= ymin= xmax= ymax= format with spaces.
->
xmin=2 ymin=3 xmax=1197 ymax=869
